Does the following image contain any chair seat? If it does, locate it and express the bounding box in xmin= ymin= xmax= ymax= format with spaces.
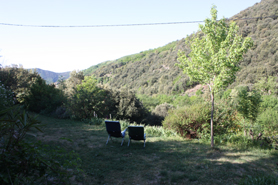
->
xmin=105 ymin=120 xmax=127 ymax=146
xmin=128 ymin=126 xmax=146 ymax=147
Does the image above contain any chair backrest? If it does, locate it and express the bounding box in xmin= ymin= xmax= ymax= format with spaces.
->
xmin=128 ymin=126 xmax=145 ymax=140
xmin=105 ymin=121 xmax=122 ymax=137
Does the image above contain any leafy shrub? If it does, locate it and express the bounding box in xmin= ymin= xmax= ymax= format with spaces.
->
xmin=163 ymin=103 xmax=211 ymax=138
xmin=232 ymin=86 xmax=262 ymax=128
xmin=67 ymin=76 xmax=112 ymax=119
xmin=172 ymin=94 xmax=191 ymax=107
xmin=198 ymin=100 xmax=242 ymax=143
xmin=0 ymin=66 xmax=42 ymax=102
xmin=64 ymin=70 xmax=84 ymax=97
xmin=259 ymin=95 xmax=278 ymax=111
xmin=256 ymin=108 xmax=278 ymax=136
xmin=22 ymin=77 xmax=66 ymax=114
xmin=106 ymin=87 xmax=148 ymax=123
xmin=68 ymin=80 xmax=148 ymax=123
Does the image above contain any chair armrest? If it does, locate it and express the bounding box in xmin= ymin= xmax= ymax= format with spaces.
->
xmin=121 ymin=128 xmax=127 ymax=137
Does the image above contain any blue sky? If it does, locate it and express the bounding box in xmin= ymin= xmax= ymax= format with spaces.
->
xmin=0 ymin=0 xmax=260 ymax=72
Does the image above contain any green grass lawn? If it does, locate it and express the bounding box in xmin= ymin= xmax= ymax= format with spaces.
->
xmin=30 ymin=114 xmax=278 ymax=185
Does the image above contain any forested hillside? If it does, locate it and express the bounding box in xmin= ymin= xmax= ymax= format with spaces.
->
xmin=84 ymin=0 xmax=278 ymax=95
xmin=230 ymin=0 xmax=278 ymax=86
xmin=84 ymin=38 xmax=189 ymax=95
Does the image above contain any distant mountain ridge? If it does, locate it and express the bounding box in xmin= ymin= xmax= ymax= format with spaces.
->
xmin=29 ymin=68 xmax=70 ymax=84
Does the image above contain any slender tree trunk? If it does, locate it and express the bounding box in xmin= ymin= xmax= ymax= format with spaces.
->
xmin=208 ymin=84 xmax=214 ymax=148
xmin=210 ymin=91 xmax=214 ymax=148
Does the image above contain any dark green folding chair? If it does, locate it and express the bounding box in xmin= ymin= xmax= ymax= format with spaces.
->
xmin=105 ymin=120 xmax=127 ymax=146
xmin=127 ymin=126 xmax=146 ymax=148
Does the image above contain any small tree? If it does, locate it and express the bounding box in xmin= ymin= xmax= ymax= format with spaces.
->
xmin=176 ymin=6 xmax=253 ymax=147
xmin=65 ymin=70 xmax=84 ymax=97
xmin=68 ymin=76 xmax=112 ymax=119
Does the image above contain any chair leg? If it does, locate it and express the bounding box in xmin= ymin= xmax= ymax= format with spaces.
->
xmin=144 ymin=140 xmax=146 ymax=148
xmin=128 ymin=138 xmax=131 ymax=147
xmin=121 ymin=138 xmax=125 ymax=146
xmin=106 ymin=135 xmax=110 ymax=145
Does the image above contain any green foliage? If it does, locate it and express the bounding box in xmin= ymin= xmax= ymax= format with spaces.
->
xmin=57 ymin=75 xmax=67 ymax=91
xmin=259 ymin=95 xmax=278 ymax=111
xmin=22 ymin=77 xmax=66 ymax=114
xmin=65 ymin=70 xmax=84 ymax=97
xmin=152 ymin=103 xmax=173 ymax=118
xmin=177 ymin=6 xmax=253 ymax=92
xmin=234 ymin=86 xmax=262 ymax=123
xmin=0 ymin=66 xmax=42 ymax=102
xmin=198 ymin=100 xmax=241 ymax=140
xmin=176 ymin=6 xmax=252 ymax=147
xmin=136 ymin=94 xmax=160 ymax=111
xmin=83 ymin=39 xmax=188 ymax=96
xmin=163 ymin=103 xmax=211 ymax=138
xmin=138 ymin=93 xmax=199 ymax=110
xmin=0 ymin=66 xmax=66 ymax=115
xmin=67 ymin=76 xmax=112 ymax=119
xmin=254 ymin=76 xmax=278 ymax=95
xmin=195 ymin=89 xmax=203 ymax=96
xmin=172 ymin=94 xmax=191 ymax=107
xmin=118 ymin=120 xmax=177 ymax=137
xmin=67 ymin=80 xmax=147 ymax=123
xmin=143 ymin=103 xmax=173 ymax=126
xmin=222 ymin=89 xmax=232 ymax=99
xmin=0 ymin=106 xmax=81 ymax=184
xmin=0 ymin=81 xmax=14 ymax=109
xmin=83 ymin=60 xmax=114 ymax=76
xmin=155 ymin=94 xmax=175 ymax=104
xmin=256 ymin=108 xmax=278 ymax=136
xmin=111 ymin=87 xmax=147 ymax=123
xmin=232 ymin=0 xmax=278 ymax=85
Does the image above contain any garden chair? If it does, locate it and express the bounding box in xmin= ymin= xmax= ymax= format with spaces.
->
xmin=105 ymin=120 xmax=127 ymax=146
xmin=127 ymin=126 xmax=146 ymax=148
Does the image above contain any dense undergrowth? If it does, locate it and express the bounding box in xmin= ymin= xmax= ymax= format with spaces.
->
xmin=0 ymin=106 xmax=81 ymax=184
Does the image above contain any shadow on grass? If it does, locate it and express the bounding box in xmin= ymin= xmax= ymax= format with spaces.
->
xmin=34 ymin=115 xmax=278 ymax=185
